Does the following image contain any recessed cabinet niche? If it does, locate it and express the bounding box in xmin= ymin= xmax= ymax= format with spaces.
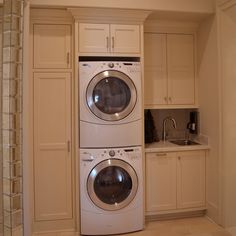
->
xmin=146 ymin=150 xmax=206 ymax=215
xmin=144 ymin=33 xmax=195 ymax=108
xmin=79 ymin=23 xmax=140 ymax=55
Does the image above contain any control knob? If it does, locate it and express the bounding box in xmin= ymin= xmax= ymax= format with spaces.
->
xmin=108 ymin=62 xmax=114 ymax=68
xmin=109 ymin=150 xmax=115 ymax=157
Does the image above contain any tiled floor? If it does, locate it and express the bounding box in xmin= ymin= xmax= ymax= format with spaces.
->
xmin=20 ymin=217 xmax=236 ymax=236
xmin=123 ymin=217 xmax=232 ymax=236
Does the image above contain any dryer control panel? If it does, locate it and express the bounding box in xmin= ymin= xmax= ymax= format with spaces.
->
xmin=80 ymin=146 xmax=142 ymax=162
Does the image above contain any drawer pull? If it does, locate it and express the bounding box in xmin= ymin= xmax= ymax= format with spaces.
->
xmin=106 ymin=36 xmax=109 ymax=50
xmin=156 ymin=153 xmax=167 ymax=157
xmin=67 ymin=140 xmax=71 ymax=153
xmin=112 ymin=36 xmax=115 ymax=49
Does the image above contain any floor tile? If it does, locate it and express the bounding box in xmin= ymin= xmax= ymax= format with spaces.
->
xmin=123 ymin=217 xmax=231 ymax=236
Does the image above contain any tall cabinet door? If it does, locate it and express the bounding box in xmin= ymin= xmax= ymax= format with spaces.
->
xmin=177 ymin=151 xmax=206 ymax=209
xmin=33 ymin=24 xmax=71 ymax=69
xmin=146 ymin=152 xmax=177 ymax=213
xmin=110 ymin=24 xmax=140 ymax=53
xmin=167 ymin=34 xmax=195 ymax=105
xmin=144 ymin=33 xmax=167 ymax=106
xmin=33 ymin=72 xmax=72 ymax=221
xmin=79 ymin=23 xmax=110 ymax=53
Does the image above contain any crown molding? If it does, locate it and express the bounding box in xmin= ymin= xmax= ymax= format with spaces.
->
xmin=30 ymin=8 xmax=73 ymax=23
xmin=68 ymin=7 xmax=151 ymax=24
xmin=144 ymin=19 xmax=198 ymax=34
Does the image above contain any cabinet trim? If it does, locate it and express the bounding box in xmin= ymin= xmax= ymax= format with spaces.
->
xmin=31 ymin=9 xmax=73 ymax=23
xmin=68 ymin=8 xmax=151 ymax=24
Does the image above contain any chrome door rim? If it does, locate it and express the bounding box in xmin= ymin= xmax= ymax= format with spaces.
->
xmin=87 ymin=159 xmax=138 ymax=211
xmin=86 ymin=70 xmax=137 ymax=121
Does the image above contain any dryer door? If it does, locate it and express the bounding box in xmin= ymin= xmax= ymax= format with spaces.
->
xmin=86 ymin=70 xmax=137 ymax=121
xmin=87 ymin=159 xmax=138 ymax=211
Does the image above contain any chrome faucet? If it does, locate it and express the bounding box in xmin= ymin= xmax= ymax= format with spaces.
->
xmin=162 ymin=116 xmax=177 ymax=142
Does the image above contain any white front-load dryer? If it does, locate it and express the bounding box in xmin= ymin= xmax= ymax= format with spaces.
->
xmin=80 ymin=146 xmax=144 ymax=235
xmin=79 ymin=59 xmax=142 ymax=148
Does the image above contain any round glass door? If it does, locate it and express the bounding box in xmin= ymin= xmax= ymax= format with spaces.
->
xmin=86 ymin=70 xmax=137 ymax=121
xmin=87 ymin=159 xmax=138 ymax=211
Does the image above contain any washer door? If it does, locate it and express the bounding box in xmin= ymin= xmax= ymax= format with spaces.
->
xmin=86 ymin=70 xmax=137 ymax=121
xmin=87 ymin=159 xmax=138 ymax=211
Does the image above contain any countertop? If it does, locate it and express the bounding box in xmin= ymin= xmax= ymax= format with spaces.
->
xmin=145 ymin=140 xmax=210 ymax=153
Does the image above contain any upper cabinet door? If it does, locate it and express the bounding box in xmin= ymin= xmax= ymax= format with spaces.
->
xmin=167 ymin=34 xmax=195 ymax=105
xmin=110 ymin=24 xmax=140 ymax=54
xmin=33 ymin=24 xmax=71 ymax=69
xmin=144 ymin=33 xmax=167 ymax=106
xmin=79 ymin=23 xmax=110 ymax=53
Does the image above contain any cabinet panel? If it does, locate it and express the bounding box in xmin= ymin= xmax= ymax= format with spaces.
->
xmin=110 ymin=24 xmax=140 ymax=53
xmin=167 ymin=34 xmax=195 ymax=105
xmin=177 ymin=150 xmax=206 ymax=209
xmin=144 ymin=33 xmax=167 ymax=106
xmin=146 ymin=152 xmax=177 ymax=212
xmin=33 ymin=24 xmax=71 ymax=69
xmin=79 ymin=23 xmax=109 ymax=53
xmin=33 ymin=72 xmax=72 ymax=221
xmin=144 ymin=33 xmax=196 ymax=107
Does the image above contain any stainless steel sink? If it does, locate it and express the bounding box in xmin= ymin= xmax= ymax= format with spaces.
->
xmin=170 ymin=140 xmax=200 ymax=146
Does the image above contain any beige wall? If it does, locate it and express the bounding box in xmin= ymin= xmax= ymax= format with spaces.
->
xmin=30 ymin=0 xmax=215 ymax=13
xmin=219 ymin=3 xmax=236 ymax=227
xmin=197 ymin=14 xmax=220 ymax=223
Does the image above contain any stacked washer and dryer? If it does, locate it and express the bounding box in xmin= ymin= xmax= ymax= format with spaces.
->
xmin=79 ymin=58 xmax=143 ymax=235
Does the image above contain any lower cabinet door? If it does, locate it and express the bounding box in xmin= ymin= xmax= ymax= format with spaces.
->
xmin=146 ymin=152 xmax=177 ymax=213
xmin=33 ymin=72 xmax=72 ymax=221
xmin=177 ymin=150 xmax=206 ymax=209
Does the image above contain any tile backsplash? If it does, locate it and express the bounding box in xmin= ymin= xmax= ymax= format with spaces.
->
xmin=147 ymin=109 xmax=199 ymax=141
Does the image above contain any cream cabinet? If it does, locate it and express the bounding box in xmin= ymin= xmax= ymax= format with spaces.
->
xmin=33 ymin=72 xmax=72 ymax=221
xmin=146 ymin=150 xmax=206 ymax=215
xmin=146 ymin=152 xmax=177 ymax=212
xmin=79 ymin=23 xmax=140 ymax=54
xmin=31 ymin=10 xmax=75 ymax=233
xmin=177 ymin=151 xmax=206 ymax=209
xmin=33 ymin=24 xmax=72 ymax=69
xmin=144 ymin=33 xmax=195 ymax=108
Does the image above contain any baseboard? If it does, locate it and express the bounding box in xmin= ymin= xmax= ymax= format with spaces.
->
xmin=206 ymin=201 xmax=219 ymax=224
xmin=33 ymin=231 xmax=79 ymax=236
xmin=146 ymin=209 xmax=206 ymax=221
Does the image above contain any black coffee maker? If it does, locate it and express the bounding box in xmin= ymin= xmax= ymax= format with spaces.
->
xmin=187 ymin=111 xmax=198 ymax=134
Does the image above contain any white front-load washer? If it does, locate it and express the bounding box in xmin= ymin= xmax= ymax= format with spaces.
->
xmin=80 ymin=146 xmax=144 ymax=235
xmin=79 ymin=59 xmax=142 ymax=148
